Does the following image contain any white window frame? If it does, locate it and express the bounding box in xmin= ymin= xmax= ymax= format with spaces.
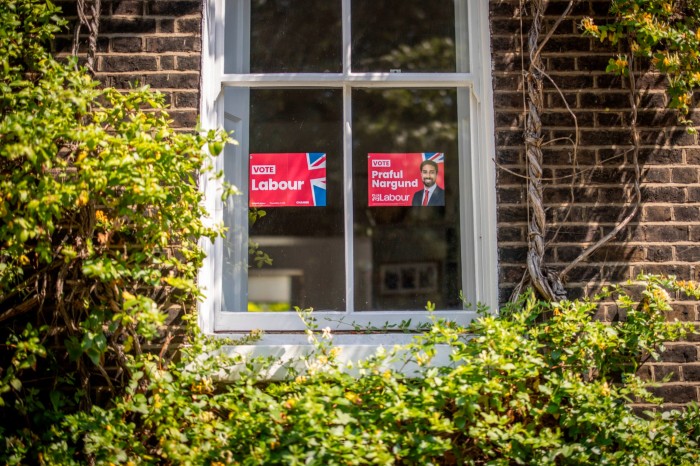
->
xmin=199 ymin=0 xmax=498 ymax=337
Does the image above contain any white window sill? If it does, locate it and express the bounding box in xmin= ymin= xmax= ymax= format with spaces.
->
xmin=216 ymin=334 xmax=459 ymax=380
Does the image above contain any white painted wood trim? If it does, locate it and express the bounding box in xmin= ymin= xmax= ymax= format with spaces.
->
xmin=199 ymin=0 xmax=499 ymax=335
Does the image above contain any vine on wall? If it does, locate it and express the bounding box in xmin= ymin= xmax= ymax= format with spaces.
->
xmin=72 ymin=0 xmax=101 ymax=72
xmin=517 ymin=0 xmax=700 ymax=301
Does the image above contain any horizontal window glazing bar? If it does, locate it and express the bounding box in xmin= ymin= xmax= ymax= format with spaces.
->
xmin=220 ymin=73 xmax=475 ymax=87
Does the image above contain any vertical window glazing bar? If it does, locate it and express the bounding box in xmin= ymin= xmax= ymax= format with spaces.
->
xmin=469 ymin=86 xmax=490 ymax=305
xmin=454 ymin=0 xmax=469 ymax=74
xmin=342 ymin=0 xmax=351 ymax=73
xmin=343 ymin=84 xmax=355 ymax=313
xmin=457 ymin=88 xmax=475 ymax=306
xmin=222 ymin=88 xmax=251 ymax=313
xmin=342 ymin=0 xmax=353 ymax=313
xmin=224 ymin=0 xmax=251 ymax=74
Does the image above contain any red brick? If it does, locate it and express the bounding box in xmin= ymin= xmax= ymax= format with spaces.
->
xmin=642 ymin=206 xmax=672 ymax=222
xmin=641 ymin=186 xmax=686 ymax=203
xmin=100 ymin=55 xmax=158 ymax=72
xmin=176 ymin=55 xmax=201 ymax=71
xmin=682 ymin=364 xmax=700 ymax=381
xmin=642 ymin=167 xmax=671 ymax=184
xmin=644 ymin=225 xmax=688 ymax=242
xmin=677 ymin=246 xmax=700 ymax=262
xmin=176 ymin=18 xmax=201 ymax=34
xmin=666 ymin=303 xmax=697 ymax=322
xmin=160 ymin=56 xmax=175 ymax=70
xmin=690 ymin=225 xmax=700 ymax=242
xmin=674 ymin=206 xmax=700 ymax=222
xmin=498 ymin=246 xmax=528 ymax=264
xmin=660 ymin=345 xmax=698 ymax=363
xmin=689 ymin=187 xmax=700 ymax=201
xmin=159 ymin=19 xmax=175 ymax=33
xmin=111 ymin=1 xmax=144 ymax=15
xmin=172 ymin=91 xmax=199 ymax=109
xmin=686 ymin=149 xmax=700 ymax=164
xmin=112 ymin=37 xmax=144 ymax=53
xmin=654 ymin=364 xmax=681 ymax=382
xmin=647 ymin=385 xmax=697 ymax=404
xmin=147 ymin=1 xmax=201 ymax=16
xmin=146 ymin=37 xmax=200 ymax=53
xmin=101 ymin=18 xmax=156 ymax=34
xmin=588 ymin=245 xmax=645 ymax=262
xmin=555 ymin=246 xmax=584 ymax=262
xmin=646 ymin=246 xmax=673 ymax=262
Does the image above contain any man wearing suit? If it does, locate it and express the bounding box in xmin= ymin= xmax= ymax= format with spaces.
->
xmin=411 ymin=159 xmax=445 ymax=206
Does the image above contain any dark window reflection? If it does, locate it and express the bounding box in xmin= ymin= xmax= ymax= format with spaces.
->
xmin=250 ymin=0 xmax=342 ymax=73
xmin=352 ymin=0 xmax=457 ymax=72
xmin=248 ymin=89 xmax=345 ymax=311
xmin=353 ymin=89 xmax=462 ymax=311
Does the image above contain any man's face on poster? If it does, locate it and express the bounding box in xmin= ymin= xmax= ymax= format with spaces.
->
xmin=421 ymin=164 xmax=437 ymax=188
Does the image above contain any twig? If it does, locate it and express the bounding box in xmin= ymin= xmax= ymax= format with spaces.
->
xmin=72 ymin=0 xmax=102 ymax=73
xmin=522 ymin=0 xmax=569 ymax=301
xmin=560 ymin=46 xmax=642 ymax=278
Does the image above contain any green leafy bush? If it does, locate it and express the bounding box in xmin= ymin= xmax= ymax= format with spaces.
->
xmin=582 ymin=0 xmax=700 ymax=122
xmin=0 ymin=0 xmax=229 ymax=460
xmin=34 ymin=276 xmax=700 ymax=466
xmin=4 ymin=2 xmax=700 ymax=465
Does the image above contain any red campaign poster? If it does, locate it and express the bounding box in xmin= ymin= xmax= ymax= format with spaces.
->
xmin=249 ymin=153 xmax=327 ymax=207
xmin=368 ymin=153 xmax=445 ymax=207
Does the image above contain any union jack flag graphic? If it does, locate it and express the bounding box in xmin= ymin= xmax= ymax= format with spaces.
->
xmin=422 ymin=152 xmax=444 ymax=163
xmin=307 ymin=152 xmax=326 ymax=169
xmin=307 ymin=152 xmax=327 ymax=206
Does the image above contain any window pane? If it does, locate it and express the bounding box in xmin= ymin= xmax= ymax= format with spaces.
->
xmin=351 ymin=0 xmax=457 ymax=73
xmin=352 ymin=88 xmax=463 ymax=311
xmin=248 ymin=89 xmax=345 ymax=311
xmin=250 ymin=0 xmax=342 ymax=73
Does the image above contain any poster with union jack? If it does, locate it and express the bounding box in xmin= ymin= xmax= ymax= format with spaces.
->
xmin=368 ymin=153 xmax=445 ymax=207
xmin=249 ymin=153 xmax=327 ymax=207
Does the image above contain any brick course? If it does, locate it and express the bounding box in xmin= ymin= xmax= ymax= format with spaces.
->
xmin=55 ymin=0 xmax=202 ymax=131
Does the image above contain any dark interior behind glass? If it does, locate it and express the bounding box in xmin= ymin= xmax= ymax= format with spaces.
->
xmin=351 ymin=0 xmax=456 ymax=72
xmin=352 ymin=88 xmax=463 ymax=311
xmin=248 ymin=89 xmax=345 ymax=311
xmin=250 ymin=0 xmax=342 ymax=73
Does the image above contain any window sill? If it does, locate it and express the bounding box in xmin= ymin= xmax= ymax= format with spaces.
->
xmin=217 ymin=333 xmax=458 ymax=380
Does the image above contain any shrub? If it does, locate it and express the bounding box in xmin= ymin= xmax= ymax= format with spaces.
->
xmin=3 ymin=2 xmax=700 ymax=465
xmin=0 ymin=0 xmax=229 ymax=461
xmin=37 ymin=276 xmax=700 ymax=465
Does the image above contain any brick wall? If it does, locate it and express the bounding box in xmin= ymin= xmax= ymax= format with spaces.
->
xmin=52 ymin=0 xmax=204 ymax=364
xmin=56 ymin=0 xmax=700 ymax=406
xmin=491 ymin=0 xmax=700 ymax=406
xmin=55 ymin=0 xmax=202 ymax=131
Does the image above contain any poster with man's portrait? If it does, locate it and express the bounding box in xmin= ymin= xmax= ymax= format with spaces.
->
xmin=367 ymin=153 xmax=445 ymax=207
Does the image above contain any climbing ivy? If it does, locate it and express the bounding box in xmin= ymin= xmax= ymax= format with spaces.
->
xmin=583 ymin=0 xmax=700 ymax=124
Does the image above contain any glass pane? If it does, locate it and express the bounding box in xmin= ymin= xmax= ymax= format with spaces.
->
xmin=250 ymin=0 xmax=342 ymax=73
xmin=353 ymin=88 xmax=463 ymax=311
xmin=248 ymin=89 xmax=345 ymax=311
xmin=351 ymin=0 xmax=457 ymax=73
